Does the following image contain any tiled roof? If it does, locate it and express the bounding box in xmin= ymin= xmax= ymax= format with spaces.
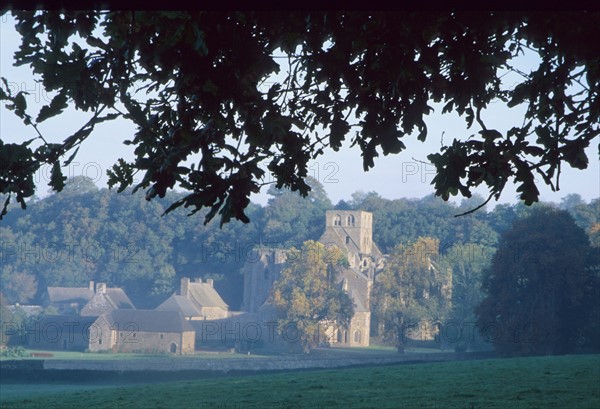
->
xmin=188 ymin=282 xmax=228 ymax=309
xmin=105 ymin=289 xmax=135 ymax=309
xmin=156 ymin=295 xmax=202 ymax=317
xmin=48 ymin=286 xmax=134 ymax=309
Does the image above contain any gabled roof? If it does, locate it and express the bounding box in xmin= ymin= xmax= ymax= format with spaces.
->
xmin=47 ymin=287 xmax=93 ymax=304
xmin=188 ymin=282 xmax=228 ymax=309
xmin=105 ymin=309 xmax=194 ymax=333
xmin=339 ymin=268 xmax=371 ymax=312
xmin=156 ymin=295 xmax=202 ymax=317
xmin=105 ymin=289 xmax=135 ymax=309
xmin=47 ymin=285 xmax=134 ymax=309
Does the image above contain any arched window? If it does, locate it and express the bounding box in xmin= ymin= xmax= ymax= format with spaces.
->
xmin=170 ymin=343 xmax=178 ymax=354
xmin=333 ymin=214 xmax=342 ymax=226
xmin=348 ymin=214 xmax=355 ymax=226
xmin=354 ymin=330 xmax=361 ymax=344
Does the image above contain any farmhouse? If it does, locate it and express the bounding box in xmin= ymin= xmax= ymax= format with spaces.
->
xmin=89 ymin=309 xmax=195 ymax=355
xmin=156 ymin=277 xmax=228 ymax=320
xmin=81 ymin=282 xmax=136 ymax=316
xmin=45 ymin=281 xmax=135 ymax=315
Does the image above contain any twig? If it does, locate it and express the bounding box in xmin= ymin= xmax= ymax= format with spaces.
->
xmin=454 ymin=192 xmax=495 ymax=217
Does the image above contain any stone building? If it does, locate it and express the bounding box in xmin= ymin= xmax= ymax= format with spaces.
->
xmin=45 ymin=281 xmax=135 ymax=315
xmin=241 ymin=210 xmax=385 ymax=348
xmin=156 ymin=277 xmax=229 ymax=320
xmin=89 ymin=309 xmax=195 ymax=355
xmin=80 ymin=282 xmax=136 ymax=316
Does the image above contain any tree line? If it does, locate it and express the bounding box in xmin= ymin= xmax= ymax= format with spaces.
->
xmin=1 ymin=176 xmax=598 ymax=355
xmin=0 ymin=175 xmax=597 ymax=310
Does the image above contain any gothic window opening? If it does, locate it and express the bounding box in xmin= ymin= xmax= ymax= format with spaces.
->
xmin=348 ymin=215 xmax=355 ymax=226
xmin=334 ymin=214 xmax=342 ymax=226
xmin=354 ymin=330 xmax=361 ymax=344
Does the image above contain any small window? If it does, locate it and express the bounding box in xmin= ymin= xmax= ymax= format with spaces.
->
xmin=348 ymin=215 xmax=355 ymax=226
xmin=99 ymin=338 xmax=102 ymax=345
xmin=346 ymin=236 xmax=350 ymax=245
xmin=160 ymin=334 xmax=164 ymax=339
xmin=354 ymin=330 xmax=361 ymax=343
xmin=133 ymin=333 xmax=136 ymax=338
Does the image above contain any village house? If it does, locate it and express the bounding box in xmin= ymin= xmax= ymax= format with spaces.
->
xmin=89 ymin=309 xmax=195 ymax=355
xmin=156 ymin=277 xmax=229 ymax=320
xmin=81 ymin=282 xmax=136 ymax=316
xmin=45 ymin=281 xmax=135 ymax=315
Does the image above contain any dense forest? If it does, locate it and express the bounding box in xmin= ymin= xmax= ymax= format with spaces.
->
xmin=0 ymin=176 xmax=598 ymax=312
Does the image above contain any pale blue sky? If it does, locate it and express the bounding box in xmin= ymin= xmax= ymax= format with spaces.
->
xmin=1 ymin=14 xmax=598 ymax=207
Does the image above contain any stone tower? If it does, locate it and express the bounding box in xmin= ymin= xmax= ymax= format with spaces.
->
xmin=320 ymin=210 xmax=382 ymax=276
xmin=326 ymin=210 xmax=373 ymax=253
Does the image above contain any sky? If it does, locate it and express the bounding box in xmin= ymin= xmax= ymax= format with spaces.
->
xmin=1 ymin=14 xmax=598 ymax=209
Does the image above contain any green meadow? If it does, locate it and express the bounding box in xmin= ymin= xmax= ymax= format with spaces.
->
xmin=1 ymin=354 xmax=598 ymax=409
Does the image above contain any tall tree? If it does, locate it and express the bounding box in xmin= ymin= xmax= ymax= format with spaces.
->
xmin=476 ymin=207 xmax=595 ymax=356
xmin=262 ymin=176 xmax=332 ymax=248
xmin=444 ymin=243 xmax=495 ymax=351
xmin=272 ymin=240 xmax=354 ymax=353
xmin=373 ymin=237 xmax=451 ymax=352
xmin=1 ymin=12 xmax=598 ymax=224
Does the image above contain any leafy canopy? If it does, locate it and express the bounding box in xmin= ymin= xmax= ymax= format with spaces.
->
xmin=1 ymin=11 xmax=599 ymax=224
xmin=273 ymin=240 xmax=354 ymax=352
xmin=373 ymin=237 xmax=451 ymax=351
xmin=476 ymin=207 xmax=595 ymax=356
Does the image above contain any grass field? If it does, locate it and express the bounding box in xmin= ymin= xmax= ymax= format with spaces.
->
xmin=1 ymin=354 xmax=598 ymax=408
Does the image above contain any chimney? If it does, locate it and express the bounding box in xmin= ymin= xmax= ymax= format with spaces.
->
xmin=96 ymin=282 xmax=107 ymax=294
xmin=89 ymin=280 xmax=95 ymax=292
xmin=206 ymin=279 xmax=214 ymax=288
xmin=180 ymin=277 xmax=190 ymax=298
